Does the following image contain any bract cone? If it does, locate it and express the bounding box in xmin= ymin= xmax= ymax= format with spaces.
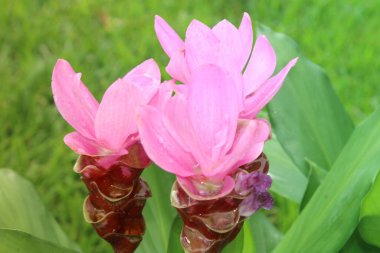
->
xmin=171 ymin=154 xmax=271 ymax=253
xmin=74 ymin=143 xmax=151 ymax=253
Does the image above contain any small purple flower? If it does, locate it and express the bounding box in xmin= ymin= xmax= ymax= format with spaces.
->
xmin=235 ymin=171 xmax=273 ymax=216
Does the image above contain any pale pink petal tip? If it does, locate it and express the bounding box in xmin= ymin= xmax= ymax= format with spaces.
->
xmin=154 ymin=15 xmax=184 ymax=57
xmin=95 ymin=79 xmax=143 ymax=152
xmin=242 ymin=56 xmax=298 ymax=119
xmin=64 ymin=132 xmax=99 ymax=156
xmin=125 ymin=58 xmax=161 ymax=81
xmin=243 ymin=12 xmax=251 ymax=19
xmin=289 ymin=57 xmax=299 ymax=66
xmin=177 ymin=176 xmax=235 ymax=201
xmin=243 ymin=35 xmax=277 ymax=96
xmin=52 ymin=59 xmax=98 ymax=140
xmin=238 ymin=12 xmax=253 ymax=68
xmin=123 ymin=58 xmax=161 ymax=102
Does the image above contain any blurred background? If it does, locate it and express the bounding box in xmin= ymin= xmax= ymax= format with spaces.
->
xmin=0 ymin=0 xmax=379 ymax=252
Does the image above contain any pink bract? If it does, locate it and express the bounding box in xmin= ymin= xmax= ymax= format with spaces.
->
xmin=138 ymin=64 xmax=270 ymax=199
xmin=52 ymin=59 xmax=162 ymax=157
xmin=154 ymin=13 xmax=298 ymax=119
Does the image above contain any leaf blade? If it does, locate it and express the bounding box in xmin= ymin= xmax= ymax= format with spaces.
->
xmin=259 ymin=25 xmax=354 ymax=174
xmin=0 ymin=169 xmax=80 ymax=251
xmin=359 ymin=172 xmax=380 ymax=248
xmin=273 ymin=108 xmax=380 ymax=253
xmin=265 ymin=139 xmax=307 ymax=203
xmin=0 ymin=229 xmax=80 ymax=253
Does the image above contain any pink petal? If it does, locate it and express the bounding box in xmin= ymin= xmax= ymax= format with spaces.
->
xmin=64 ymin=132 xmax=99 ymax=156
xmin=138 ymin=106 xmax=196 ymax=177
xmin=238 ymin=13 xmax=253 ymax=69
xmin=185 ymin=21 xmax=244 ymax=109
xmin=52 ymin=59 xmax=99 ymax=139
xmin=242 ymin=58 xmax=298 ymax=118
xmin=95 ymin=79 xmax=143 ymax=152
xmin=187 ymin=65 xmax=239 ymax=170
xmin=148 ymin=80 xmax=175 ymax=111
xmin=123 ymin=59 xmax=161 ymax=102
xmin=208 ymin=119 xmax=270 ymax=178
xmin=154 ymin=15 xmax=184 ymax=58
xmin=243 ymin=35 xmax=277 ymax=96
xmin=185 ymin=20 xmax=221 ymax=70
xmin=163 ymin=94 xmax=208 ymax=169
xmin=212 ymin=19 xmax=243 ymax=69
xmin=186 ymin=19 xmax=214 ymax=39
xmin=166 ymin=50 xmax=190 ymax=83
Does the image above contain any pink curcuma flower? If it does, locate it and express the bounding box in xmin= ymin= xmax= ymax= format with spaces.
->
xmin=138 ymin=64 xmax=270 ymax=200
xmin=154 ymin=13 xmax=298 ymax=119
xmin=52 ymin=58 xmax=162 ymax=157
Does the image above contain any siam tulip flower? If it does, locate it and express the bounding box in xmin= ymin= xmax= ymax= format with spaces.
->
xmin=138 ymin=64 xmax=270 ymax=200
xmin=52 ymin=58 xmax=164 ymax=253
xmin=138 ymin=64 xmax=274 ymax=253
xmin=154 ymin=13 xmax=298 ymax=119
xmin=52 ymin=58 xmax=161 ymax=159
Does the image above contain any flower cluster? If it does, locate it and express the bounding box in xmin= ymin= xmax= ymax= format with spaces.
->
xmin=52 ymin=12 xmax=297 ymax=253
xmin=138 ymin=13 xmax=297 ymax=201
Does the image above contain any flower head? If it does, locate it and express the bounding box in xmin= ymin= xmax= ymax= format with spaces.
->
xmin=154 ymin=13 xmax=298 ymax=118
xmin=52 ymin=59 xmax=162 ymax=157
xmin=138 ymin=64 xmax=270 ymax=199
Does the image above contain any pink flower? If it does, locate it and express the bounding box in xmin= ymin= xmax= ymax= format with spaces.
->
xmin=138 ymin=64 xmax=270 ymax=200
xmin=154 ymin=13 xmax=298 ymax=118
xmin=52 ymin=59 xmax=162 ymax=156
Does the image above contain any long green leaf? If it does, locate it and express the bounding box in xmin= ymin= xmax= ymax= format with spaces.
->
xmin=359 ymin=172 xmax=380 ymax=247
xmin=137 ymin=164 xmax=177 ymax=253
xmin=264 ymin=139 xmax=307 ymax=203
xmin=166 ymin=215 xmax=183 ymax=253
xmin=273 ymin=108 xmax=380 ymax=253
xmin=0 ymin=229 xmax=80 ymax=253
xmin=249 ymin=211 xmax=282 ymax=253
xmin=242 ymin=222 xmax=255 ymax=253
xmin=0 ymin=169 xmax=80 ymax=251
xmin=300 ymin=160 xmax=327 ymax=210
xmin=340 ymin=230 xmax=380 ymax=253
xmin=259 ymin=25 xmax=354 ymax=174
xmin=221 ymin=226 xmax=244 ymax=253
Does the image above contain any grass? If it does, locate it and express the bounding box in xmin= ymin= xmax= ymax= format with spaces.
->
xmin=0 ymin=0 xmax=379 ymax=252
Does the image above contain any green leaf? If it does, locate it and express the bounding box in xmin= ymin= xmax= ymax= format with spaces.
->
xmin=359 ymin=172 xmax=380 ymax=247
xmin=300 ymin=159 xmax=327 ymax=210
xmin=0 ymin=169 xmax=80 ymax=251
xmin=221 ymin=226 xmax=244 ymax=253
xmin=272 ymin=108 xmax=380 ymax=253
xmin=340 ymin=230 xmax=380 ymax=253
xmin=137 ymin=164 xmax=177 ymax=253
xmin=258 ymin=25 xmax=354 ymax=174
xmin=249 ymin=211 xmax=282 ymax=253
xmin=264 ymin=138 xmax=308 ymax=203
xmin=166 ymin=215 xmax=183 ymax=253
xmin=242 ymin=222 xmax=255 ymax=253
xmin=0 ymin=229 xmax=80 ymax=253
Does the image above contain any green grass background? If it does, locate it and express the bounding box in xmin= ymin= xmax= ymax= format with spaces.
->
xmin=0 ymin=0 xmax=379 ymax=252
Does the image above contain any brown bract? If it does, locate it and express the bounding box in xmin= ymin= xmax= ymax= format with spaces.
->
xmin=74 ymin=143 xmax=151 ymax=253
xmin=171 ymin=154 xmax=269 ymax=253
